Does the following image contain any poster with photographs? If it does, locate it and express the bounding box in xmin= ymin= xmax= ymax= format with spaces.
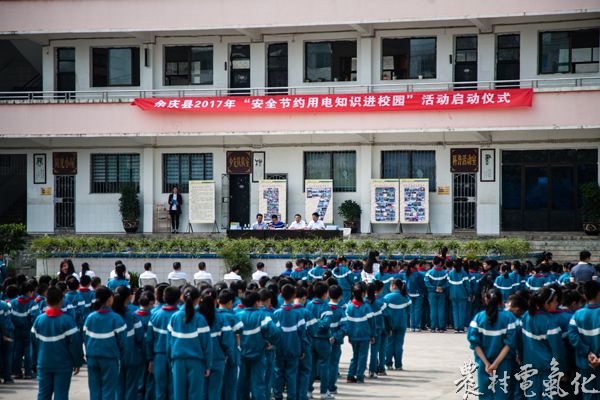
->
xmin=258 ymin=180 xmax=287 ymax=223
xmin=399 ymin=179 xmax=429 ymax=224
xmin=370 ymin=179 xmax=399 ymax=224
xmin=188 ymin=180 xmax=215 ymax=224
xmin=305 ymin=180 xmax=333 ymax=224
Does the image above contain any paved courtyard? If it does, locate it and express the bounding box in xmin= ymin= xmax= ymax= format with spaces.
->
xmin=0 ymin=331 xmax=471 ymax=400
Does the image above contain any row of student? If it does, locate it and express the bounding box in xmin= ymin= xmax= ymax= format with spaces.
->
xmin=468 ymin=281 xmax=600 ymax=400
xmin=1 ymin=271 xmax=413 ymax=400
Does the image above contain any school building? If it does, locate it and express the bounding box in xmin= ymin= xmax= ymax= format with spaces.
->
xmin=0 ymin=0 xmax=599 ymax=235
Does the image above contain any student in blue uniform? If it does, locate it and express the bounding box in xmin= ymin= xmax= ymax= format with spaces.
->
xmin=405 ymin=261 xmax=426 ymax=333
xmin=0 ymin=296 xmax=15 ymax=383
xmin=467 ymin=261 xmax=484 ymax=320
xmin=294 ymin=286 xmax=314 ymax=400
xmin=259 ymin=287 xmax=277 ymax=400
xmin=31 ymin=286 xmax=84 ymax=400
xmin=526 ymin=264 xmax=548 ymax=292
xmin=331 ymin=259 xmax=353 ymax=305
xmin=342 ymin=283 xmax=375 ymax=384
xmin=374 ymin=261 xmax=395 ymax=296
xmin=167 ymin=286 xmax=212 ymax=400
xmin=77 ymin=275 xmax=95 ymax=324
xmin=64 ymin=276 xmax=84 ymax=329
xmin=308 ymin=258 xmax=328 ymax=281
xmin=519 ymin=287 xmax=565 ymax=400
xmin=10 ymin=281 xmax=39 ymax=379
xmin=107 ymin=264 xmax=130 ymax=291
xmin=327 ymin=285 xmax=345 ymax=395
xmin=494 ymin=263 xmax=517 ymax=304
xmin=203 ymin=287 xmax=231 ymax=400
xmin=83 ymin=286 xmax=127 ymax=400
xmin=424 ymin=256 xmax=448 ymax=333
xmin=305 ymin=281 xmax=333 ymax=398
xmin=383 ymin=279 xmax=411 ymax=370
xmin=237 ymin=290 xmax=281 ymax=400
xmin=216 ymin=289 xmax=242 ymax=400
xmin=447 ymin=260 xmax=472 ymax=333
xmin=367 ymin=281 xmax=386 ymax=378
xmin=558 ymin=263 xmax=573 ymax=286
xmin=135 ymin=291 xmax=155 ymax=400
xmin=467 ymin=288 xmax=517 ymax=400
xmin=112 ymin=286 xmax=145 ymax=400
xmin=509 ymin=260 xmax=528 ymax=291
xmin=291 ymin=259 xmax=308 ymax=281
xmin=568 ymin=280 xmax=600 ymax=400
xmin=35 ymin=283 xmax=49 ymax=315
xmin=273 ymin=284 xmax=307 ymax=400
xmin=147 ymin=286 xmax=180 ymax=400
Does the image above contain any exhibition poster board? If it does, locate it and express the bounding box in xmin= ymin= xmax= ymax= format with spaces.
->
xmin=370 ymin=179 xmax=399 ymax=224
xmin=399 ymin=179 xmax=429 ymax=224
xmin=305 ymin=180 xmax=333 ymax=224
xmin=188 ymin=180 xmax=215 ymax=224
xmin=258 ymin=180 xmax=287 ymax=222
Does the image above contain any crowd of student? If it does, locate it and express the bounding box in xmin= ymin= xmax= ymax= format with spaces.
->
xmin=0 ymin=249 xmax=598 ymax=400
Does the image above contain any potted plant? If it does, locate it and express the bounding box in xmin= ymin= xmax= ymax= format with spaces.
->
xmin=119 ymin=184 xmax=140 ymax=233
xmin=581 ymin=182 xmax=600 ymax=236
xmin=338 ymin=200 xmax=362 ymax=233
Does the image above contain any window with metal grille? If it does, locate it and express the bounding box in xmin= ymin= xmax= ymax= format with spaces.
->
xmin=381 ymin=150 xmax=436 ymax=191
xmin=304 ymin=151 xmax=356 ymax=192
xmin=163 ymin=153 xmax=213 ymax=193
xmin=91 ymin=154 xmax=140 ymax=193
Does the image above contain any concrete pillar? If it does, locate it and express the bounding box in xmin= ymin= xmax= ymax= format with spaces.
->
xmin=478 ymin=33 xmax=495 ymax=84
xmin=142 ymin=147 xmax=154 ymax=233
xmin=42 ymin=46 xmax=53 ymax=91
xmin=359 ymin=37 xmax=372 ymax=85
xmin=140 ymin=44 xmax=153 ymax=91
xmin=359 ymin=144 xmax=373 ymax=233
xmin=250 ymin=42 xmax=265 ymax=90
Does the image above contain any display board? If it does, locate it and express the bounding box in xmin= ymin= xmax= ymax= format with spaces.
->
xmin=399 ymin=179 xmax=429 ymax=224
xmin=305 ymin=180 xmax=333 ymax=224
xmin=370 ymin=179 xmax=399 ymax=224
xmin=188 ymin=180 xmax=215 ymax=224
xmin=258 ymin=180 xmax=287 ymax=222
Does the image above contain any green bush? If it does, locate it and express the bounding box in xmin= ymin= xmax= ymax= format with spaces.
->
xmin=218 ymin=239 xmax=253 ymax=279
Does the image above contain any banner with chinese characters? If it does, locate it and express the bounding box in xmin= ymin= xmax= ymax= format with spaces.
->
xmin=258 ymin=180 xmax=287 ymax=223
xmin=131 ymin=89 xmax=532 ymax=113
xmin=305 ymin=180 xmax=333 ymax=224
xmin=370 ymin=179 xmax=399 ymax=224
xmin=399 ymin=179 xmax=429 ymax=224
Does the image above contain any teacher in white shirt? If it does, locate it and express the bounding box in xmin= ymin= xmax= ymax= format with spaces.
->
xmin=306 ymin=212 xmax=326 ymax=230
xmin=288 ymin=214 xmax=307 ymax=230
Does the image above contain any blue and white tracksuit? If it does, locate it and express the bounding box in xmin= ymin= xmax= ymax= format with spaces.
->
xmin=558 ymin=272 xmax=571 ymax=286
xmin=467 ymin=309 xmax=517 ymax=400
xmin=424 ymin=267 xmax=448 ymax=330
xmin=448 ymin=269 xmax=472 ymax=330
xmin=290 ymin=268 xmax=308 ymax=281
xmin=135 ymin=309 xmax=153 ymax=400
xmin=205 ymin=311 xmax=235 ymax=400
xmin=118 ymin=309 xmax=145 ymax=400
xmin=146 ymin=305 xmax=179 ymax=400
xmin=383 ymin=290 xmax=411 ymax=369
xmin=77 ymin=288 xmax=95 ymax=324
xmin=273 ymin=304 xmax=308 ymax=400
xmin=493 ymin=275 xmax=517 ymax=303
xmin=341 ymin=300 xmax=375 ymax=382
xmin=83 ymin=307 xmax=127 ymax=400
xmin=327 ymin=302 xmax=345 ymax=393
xmin=106 ymin=278 xmax=130 ymax=292
xmin=568 ymin=304 xmax=600 ymax=400
xmin=31 ymin=309 xmax=84 ymax=400
xmin=294 ymin=304 xmax=315 ymax=400
xmin=260 ymin=305 xmax=276 ymax=400
xmin=64 ymin=290 xmax=84 ymax=329
xmin=307 ymin=266 xmax=327 ymax=281
xmin=468 ymin=270 xmax=484 ymax=318
xmin=368 ymin=297 xmax=386 ymax=374
xmin=0 ymin=300 xmax=15 ymax=382
xmin=216 ymin=308 xmax=243 ymax=400
xmin=374 ymin=272 xmax=396 ymax=297
xmin=167 ymin=309 xmax=212 ymax=400
xmin=509 ymin=271 xmax=527 ymax=291
xmin=406 ymin=269 xmax=426 ymax=330
xmin=237 ymin=307 xmax=281 ymax=400
xmin=10 ymin=296 xmax=39 ymax=376
xmin=525 ymin=274 xmax=548 ymax=292
xmin=305 ymin=299 xmax=333 ymax=395
xmin=332 ymin=265 xmax=353 ymax=305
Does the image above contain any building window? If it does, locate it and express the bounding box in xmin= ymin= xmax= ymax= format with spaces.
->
xmin=163 ymin=153 xmax=213 ymax=193
xmin=304 ymin=151 xmax=356 ymax=192
xmin=496 ymin=34 xmax=520 ymax=85
xmin=539 ymin=29 xmax=599 ymax=74
xmin=381 ymin=37 xmax=436 ymax=80
xmin=381 ymin=150 xmax=436 ymax=191
xmin=164 ymin=45 xmax=214 ymax=85
xmin=91 ymin=154 xmax=140 ymax=193
xmin=91 ymin=47 xmax=140 ymax=87
xmin=304 ymin=41 xmax=357 ymax=82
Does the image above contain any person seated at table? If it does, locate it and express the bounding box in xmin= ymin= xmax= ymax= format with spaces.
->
xmin=193 ymin=262 xmax=213 ymax=284
xmin=287 ymin=214 xmax=306 ymax=230
xmin=306 ymin=212 xmax=326 ymax=230
xmin=167 ymin=261 xmax=188 ymax=282
xmin=251 ymin=213 xmax=267 ymax=230
xmin=268 ymin=214 xmax=286 ymax=230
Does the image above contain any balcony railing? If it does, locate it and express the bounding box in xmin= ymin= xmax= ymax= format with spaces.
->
xmin=0 ymin=76 xmax=599 ymax=104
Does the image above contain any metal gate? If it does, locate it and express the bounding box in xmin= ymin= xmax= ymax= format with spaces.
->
xmin=221 ymin=174 xmax=230 ymax=229
xmin=453 ymin=173 xmax=476 ymax=230
xmin=55 ymin=175 xmax=75 ymax=230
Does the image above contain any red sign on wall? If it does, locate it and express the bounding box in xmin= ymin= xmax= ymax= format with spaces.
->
xmin=131 ymin=89 xmax=533 ymax=113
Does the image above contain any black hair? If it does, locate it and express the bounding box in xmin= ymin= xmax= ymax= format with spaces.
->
xmin=373 ymin=279 xmax=384 ymax=293
xmin=258 ymin=288 xmax=272 ymax=306
xmin=328 ymin=285 xmax=342 ymax=301
xmin=112 ymin=286 xmax=131 ymax=316
xmin=312 ymin=212 xmax=319 ymax=218
xmin=55 ymin=281 xmax=67 ymax=293
xmin=562 ymin=289 xmax=583 ymax=308
xmin=81 ymin=262 xmax=90 ymax=275
xmin=231 ymin=265 xmax=241 ymax=273
xmin=392 ymin=279 xmax=407 ymax=296
xmin=295 ymin=286 xmax=307 ymax=299
xmin=379 ymin=260 xmax=389 ymax=273
xmin=139 ymin=291 xmax=155 ymax=308
xmin=484 ymin=288 xmax=503 ymax=325
xmin=352 ymin=283 xmax=365 ymax=302
xmin=285 ymin=261 xmax=293 ymax=270
xmin=19 ymin=282 xmax=35 ymax=296
xmin=583 ymin=280 xmax=600 ymax=302
xmin=528 ymin=287 xmax=557 ymax=316
xmin=115 ymin=264 xmax=126 ymax=279
xmin=80 ymin=274 xmax=91 ymax=287
xmin=155 ymin=283 xmax=169 ymax=304
xmin=580 ymin=251 xmax=592 ymax=262
xmin=218 ymin=288 xmax=235 ymax=305
xmin=366 ymin=283 xmax=377 ymax=304
xmin=163 ymin=286 xmax=181 ymax=306
xmin=440 ymin=246 xmax=449 ymax=259
xmin=173 ymin=262 xmax=181 ymax=270
xmin=144 ymin=262 xmax=152 ymax=271
xmin=326 ymin=277 xmax=338 ymax=287
xmin=182 ymin=286 xmax=200 ymax=324
xmin=365 ymin=250 xmax=379 ymax=274
xmin=66 ymin=276 xmax=79 ymax=291
xmin=271 ymin=214 xmax=278 ymax=220
xmin=93 ymin=286 xmax=113 ymax=311
xmin=266 ymin=282 xmax=279 ymax=308
xmin=38 ymin=275 xmax=52 ymax=286
xmin=198 ymin=262 xmax=206 ymax=270
xmin=241 ymin=290 xmax=260 ymax=308
xmin=229 ymin=279 xmax=246 ymax=295
xmin=247 ymin=282 xmax=259 ymax=291
xmin=258 ymin=275 xmax=270 ymax=288
xmin=214 ymin=281 xmax=228 ymax=294
xmin=281 ymin=284 xmax=296 ymax=301
xmin=5 ymin=284 xmax=18 ymax=299
xmin=313 ymin=282 xmax=328 ymax=298
xmin=91 ymin=277 xmax=101 ymax=289
xmin=256 ymin=213 xmax=263 ymax=218
xmin=500 ymin=263 xmax=510 ymax=279
xmin=45 ymin=287 xmax=63 ymax=306
xmin=37 ymin=283 xmax=49 ymax=297
xmin=507 ymin=292 xmax=529 ymax=316
xmin=432 ymin=256 xmax=444 ymax=267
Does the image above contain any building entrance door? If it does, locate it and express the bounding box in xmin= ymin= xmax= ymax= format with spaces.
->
xmin=228 ymin=174 xmax=250 ymax=227
xmin=55 ymin=175 xmax=75 ymax=231
xmin=453 ymin=173 xmax=477 ymax=231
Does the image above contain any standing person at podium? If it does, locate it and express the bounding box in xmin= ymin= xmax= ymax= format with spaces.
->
xmin=168 ymin=186 xmax=183 ymax=233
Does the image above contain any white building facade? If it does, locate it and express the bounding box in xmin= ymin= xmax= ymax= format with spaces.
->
xmin=0 ymin=0 xmax=599 ymax=235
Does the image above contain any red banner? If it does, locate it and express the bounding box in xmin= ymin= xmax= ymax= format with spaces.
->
xmin=131 ymin=88 xmax=532 ymax=113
